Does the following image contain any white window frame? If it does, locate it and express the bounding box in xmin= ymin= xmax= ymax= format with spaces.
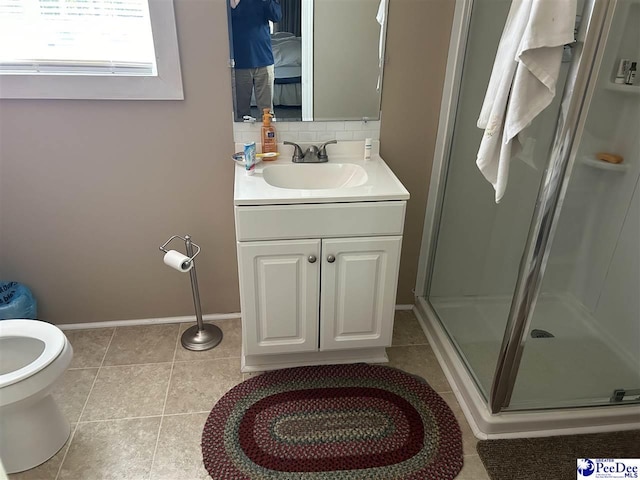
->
xmin=0 ymin=0 xmax=183 ymax=100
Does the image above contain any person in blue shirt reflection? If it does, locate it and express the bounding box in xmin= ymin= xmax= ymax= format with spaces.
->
xmin=230 ymin=0 xmax=282 ymax=120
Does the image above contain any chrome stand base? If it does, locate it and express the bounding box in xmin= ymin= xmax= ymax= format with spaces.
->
xmin=181 ymin=324 xmax=223 ymax=351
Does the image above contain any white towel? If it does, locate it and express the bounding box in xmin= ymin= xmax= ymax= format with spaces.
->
xmin=476 ymin=0 xmax=576 ymax=203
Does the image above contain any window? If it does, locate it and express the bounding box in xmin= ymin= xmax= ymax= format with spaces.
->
xmin=0 ymin=0 xmax=183 ymax=99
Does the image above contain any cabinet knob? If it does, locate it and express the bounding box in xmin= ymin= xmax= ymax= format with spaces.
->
xmin=308 ymin=255 xmax=317 ymax=263
xmin=327 ymin=254 xmax=336 ymax=263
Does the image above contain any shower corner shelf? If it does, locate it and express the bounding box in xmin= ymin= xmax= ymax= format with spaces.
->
xmin=582 ymin=156 xmax=629 ymax=173
xmin=604 ymin=82 xmax=640 ymax=94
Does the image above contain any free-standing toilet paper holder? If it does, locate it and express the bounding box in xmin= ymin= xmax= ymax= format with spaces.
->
xmin=159 ymin=234 xmax=223 ymax=351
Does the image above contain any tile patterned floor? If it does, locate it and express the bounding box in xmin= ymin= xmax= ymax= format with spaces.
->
xmin=8 ymin=312 xmax=489 ymax=480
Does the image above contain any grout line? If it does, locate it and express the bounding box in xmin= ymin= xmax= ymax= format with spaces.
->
xmin=100 ymin=328 xmax=118 ymax=368
xmin=55 ymin=328 xmax=116 ymax=480
xmin=172 ymin=355 xmax=242 ymax=364
xmin=53 ymin=422 xmax=79 ymax=480
xmin=148 ymin=323 xmax=182 ymax=479
xmin=75 ymin=414 xmax=164 ymax=424
xmin=69 ymin=411 xmax=212 ymax=424
xmin=164 ymin=327 xmax=181 ymax=412
xmin=72 ymin=354 xmax=245 ymax=369
xmin=161 ymin=410 xmax=211 ymax=417
xmin=96 ymin=361 xmax=174 ymax=369
xmin=74 ymin=328 xmax=116 ymax=424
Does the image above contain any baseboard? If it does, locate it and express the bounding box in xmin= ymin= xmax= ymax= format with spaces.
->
xmin=395 ymin=304 xmax=414 ymax=310
xmin=56 ymin=312 xmax=242 ymax=330
xmin=55 ymin=304 xmax=414 ymax=330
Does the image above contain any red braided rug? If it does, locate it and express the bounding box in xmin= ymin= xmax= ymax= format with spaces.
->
xmin=201 ymin=364 xmax=463 ymax=479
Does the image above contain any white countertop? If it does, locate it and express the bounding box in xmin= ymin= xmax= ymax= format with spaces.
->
xmin=233 ymin=141 xmax=410 ymax=206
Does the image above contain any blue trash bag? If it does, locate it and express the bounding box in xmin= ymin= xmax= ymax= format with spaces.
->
xmin=0 ymin=281 xmax=38 ymax=320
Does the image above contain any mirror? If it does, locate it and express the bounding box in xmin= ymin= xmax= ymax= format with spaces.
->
xmin=228 ymin=0 xmax=388 ymax=122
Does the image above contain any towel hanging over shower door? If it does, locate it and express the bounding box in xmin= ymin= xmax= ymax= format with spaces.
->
xmin=476 ymin=0 xmax=577 ymax=203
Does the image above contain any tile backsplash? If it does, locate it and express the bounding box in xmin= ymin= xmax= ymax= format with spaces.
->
xmin=233 ymin=120 xmax=380 ymax=145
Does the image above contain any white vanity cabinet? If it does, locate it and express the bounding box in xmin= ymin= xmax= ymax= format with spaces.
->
xmin=235 ymin=200 xmax=407 ymax=372
xmin=233 ymin=145 xmax=410 ymax=372
xmin=238 ymin=235 xmax=402 ymax=357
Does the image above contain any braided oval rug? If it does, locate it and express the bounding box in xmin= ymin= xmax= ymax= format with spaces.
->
xmin=201 ymin=363 xmax=463 ymax=479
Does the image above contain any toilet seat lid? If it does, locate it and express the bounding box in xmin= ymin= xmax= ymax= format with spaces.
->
xmin=0 ymin=319 xmax=66 ymax=388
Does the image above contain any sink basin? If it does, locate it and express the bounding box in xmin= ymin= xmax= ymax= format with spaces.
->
xmin=262 ymin=163 xmax=368 ymax=190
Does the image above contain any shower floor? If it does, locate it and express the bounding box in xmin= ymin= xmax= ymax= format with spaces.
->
xmin=430 ymin=294 xmax=640 ymax=410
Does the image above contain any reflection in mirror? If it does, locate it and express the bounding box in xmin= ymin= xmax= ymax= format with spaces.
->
xmin=229 ymin=0 xmax=288 ymax=121
xmin=228 ymin=0 xmax=388 ymax=123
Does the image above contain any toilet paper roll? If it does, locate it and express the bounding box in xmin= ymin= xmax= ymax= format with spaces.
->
xmin=163 ymin=250 xmax=193 ymax=273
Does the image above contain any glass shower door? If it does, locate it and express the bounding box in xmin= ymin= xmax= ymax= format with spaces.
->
xmin=425 ymin=0 xmax=571 ymax=402
xmin=507 ymin=0 xmax=640 ymax=410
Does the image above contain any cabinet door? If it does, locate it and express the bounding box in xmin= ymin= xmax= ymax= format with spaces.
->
xmin=320 ymin=236 xmax=402 ymax=351
xmin=238 ymin=239 xmax=320 ymax=355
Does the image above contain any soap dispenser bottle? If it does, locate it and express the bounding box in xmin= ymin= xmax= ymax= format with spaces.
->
xmin=261 ymin=108 xmax=278 ymax=156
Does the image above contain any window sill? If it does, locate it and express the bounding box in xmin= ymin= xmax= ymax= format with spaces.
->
xmin=0 ymin=73 xmax=184 ymax=100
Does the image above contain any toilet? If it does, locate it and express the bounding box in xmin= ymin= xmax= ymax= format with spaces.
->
xmin=0 ymin=319 xmax=73 ymax=474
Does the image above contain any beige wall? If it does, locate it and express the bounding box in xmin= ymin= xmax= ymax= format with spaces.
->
xmin=380 ymin=0 xmax=456 ymax=304
xmin=0 ymin=0 xmax=455 ymax=324
xmin=0 ymin=0 xmax=239 ymax=324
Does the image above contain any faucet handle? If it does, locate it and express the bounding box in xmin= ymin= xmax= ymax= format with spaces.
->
xmin=283 ymin=141 xmax=304 ymax=162
xmin=318 ymin=140 xmax=337 ymax=160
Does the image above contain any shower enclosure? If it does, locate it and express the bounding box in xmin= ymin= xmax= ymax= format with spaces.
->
xmin=416 ymin=0 xmax=639 ymax=437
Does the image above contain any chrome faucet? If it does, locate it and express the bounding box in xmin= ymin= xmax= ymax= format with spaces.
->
xmin=304 ymin=145 xmax=321 ymax=163
xmin=283 ymin=140 xmax=337 ymax=163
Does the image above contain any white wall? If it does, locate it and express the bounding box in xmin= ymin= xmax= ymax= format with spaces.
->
xmin=593 ymin=180 xmax=639 ymax=362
